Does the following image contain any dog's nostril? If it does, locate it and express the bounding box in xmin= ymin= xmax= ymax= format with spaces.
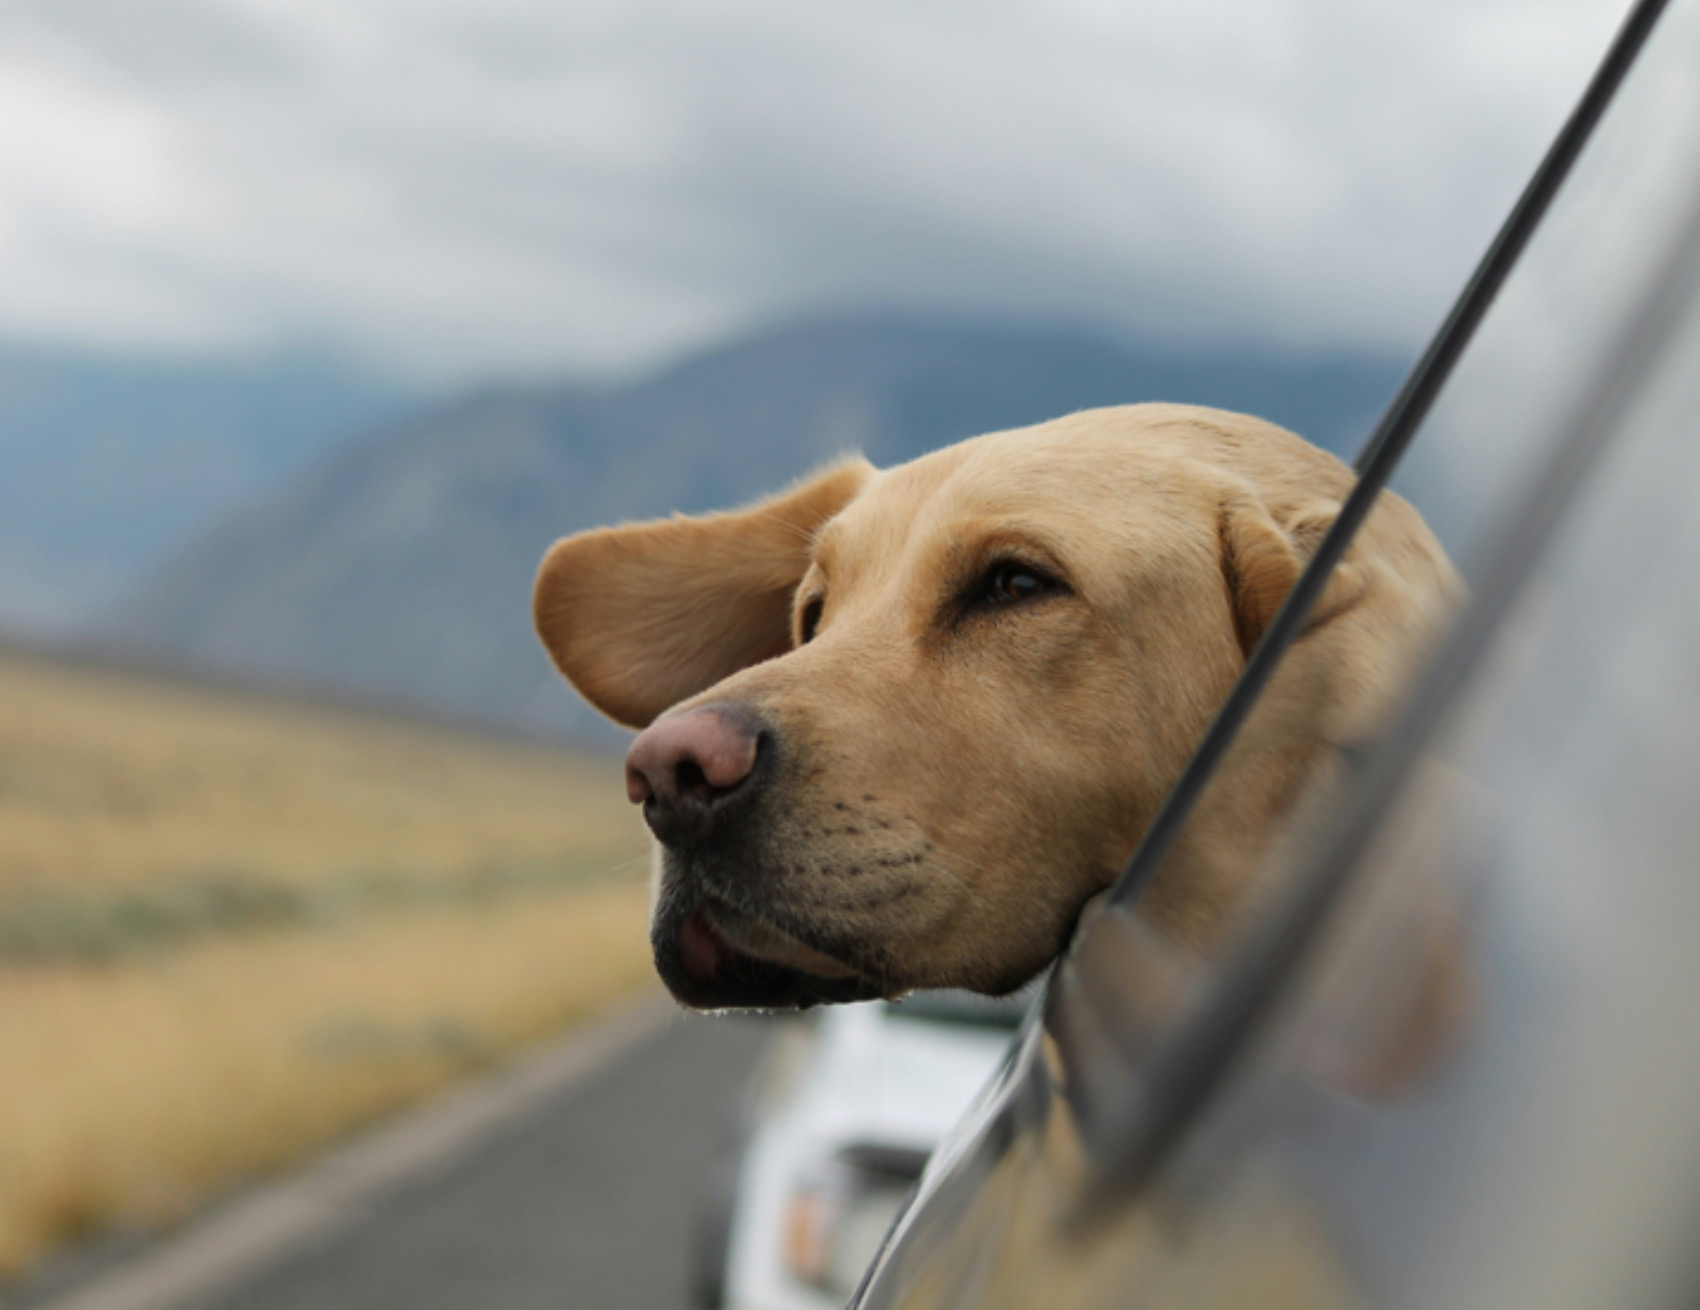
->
xmin=675 ymin=757 xmax=713 ymax=802
xmin=624 ymin=702 xmax=765 ymax=842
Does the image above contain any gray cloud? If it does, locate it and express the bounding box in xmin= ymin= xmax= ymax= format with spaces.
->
xmin=0 ymin=0 xmax=1632 ymax=379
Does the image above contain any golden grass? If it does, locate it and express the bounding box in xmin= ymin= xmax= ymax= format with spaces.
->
xmin=0 ymin=647 xmax=641 ymax=896
xmin=0 ymin=646 xmax=658 ymax=1277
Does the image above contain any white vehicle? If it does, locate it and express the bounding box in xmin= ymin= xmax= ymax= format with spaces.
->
xmin=695 ymin=992 xmax=1025 ymax=1310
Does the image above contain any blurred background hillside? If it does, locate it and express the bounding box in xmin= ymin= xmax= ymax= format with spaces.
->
xmin=0 ymin=0 xmax=1633 ymax=1303
xmin=79 ymin=316 xmax=1406 ymax=738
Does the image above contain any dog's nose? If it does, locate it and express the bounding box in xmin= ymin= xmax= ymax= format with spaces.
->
xmin=626 ymin=703 xmax=762 ymax=845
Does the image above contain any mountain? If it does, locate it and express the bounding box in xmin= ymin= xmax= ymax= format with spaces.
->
xmin=95 ymin=314 xmax=1408 ymax=738
xmin=0 ymin=345 xmax=416 ymax=632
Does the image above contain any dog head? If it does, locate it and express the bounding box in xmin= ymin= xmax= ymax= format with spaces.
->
xmin=535 ymin=404 xmax=1454 ymax=1009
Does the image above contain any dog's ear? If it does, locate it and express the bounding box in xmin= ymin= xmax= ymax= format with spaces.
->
xmin=535 ymin=459 xmax=875 ymax=728
xmin=1218 ymin=496 xmax=1365 ymax=658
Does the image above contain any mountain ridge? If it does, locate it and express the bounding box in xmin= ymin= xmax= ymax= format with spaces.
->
xmin=97 ymin=313 xmax=1409 ymax=739
xmin=0 ymin=344 xmax=415 ymax=631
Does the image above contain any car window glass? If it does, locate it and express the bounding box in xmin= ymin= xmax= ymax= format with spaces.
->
xmin=1107 ymin=169 xmax=1700 ymax=1310
xmin=1391 ymin=0 xmax=1700 ymax=575
xmin=1053 ymin=0 xmax=1696 ymax=1152
xmin=856 ymin=9 xmax=1700 ymax=1305
xmin=852 ymin=7 xmax=1700 ymax=1305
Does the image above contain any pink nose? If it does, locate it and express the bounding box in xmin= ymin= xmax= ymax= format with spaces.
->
xmin=625 ymin=703 xmax=762 ymax=844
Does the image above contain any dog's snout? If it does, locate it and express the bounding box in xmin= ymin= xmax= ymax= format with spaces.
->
xmin=625 ymin=703 xmax=763 ymax=845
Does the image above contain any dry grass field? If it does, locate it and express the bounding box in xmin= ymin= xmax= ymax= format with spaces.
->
xmin=0 ymin=646 xmax=656 ymax=1279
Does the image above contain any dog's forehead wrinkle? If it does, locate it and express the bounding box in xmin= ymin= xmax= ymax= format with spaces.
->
xmin=889 ymin=451 xmax=1236 ymax=617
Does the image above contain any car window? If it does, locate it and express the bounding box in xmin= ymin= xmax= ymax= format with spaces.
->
xmin=1390 ymin=0 xmax=1700 ymax=576
xmin=856 ymin=0 xmax=1700 ymax=1303
xmin=1052 ymin=0 xmax=1681 ymax=1154
xmin=1068 ymin=130 xmax=1700 ymax=1310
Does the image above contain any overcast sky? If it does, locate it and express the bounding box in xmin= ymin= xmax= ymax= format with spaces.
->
xmin=0 ymin=0 xmax=1632 ymax=381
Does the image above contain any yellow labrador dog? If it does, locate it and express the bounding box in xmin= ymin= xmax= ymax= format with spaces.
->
xmin=534 ymin=404 xmax=1457 ymax=1010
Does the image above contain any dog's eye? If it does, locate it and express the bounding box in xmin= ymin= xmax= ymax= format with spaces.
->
xmin=981 ymin=563 xmax=1052 ymax=606
xmin=798 ymin=596 xmax=824 ymax=644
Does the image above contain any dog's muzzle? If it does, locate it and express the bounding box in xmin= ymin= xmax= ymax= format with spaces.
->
xmin=626 ymin=702 xmax=882 ymax=1009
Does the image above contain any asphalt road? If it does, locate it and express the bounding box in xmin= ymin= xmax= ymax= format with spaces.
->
xmin=177 ymin=1012 xmax=772 ymax=1310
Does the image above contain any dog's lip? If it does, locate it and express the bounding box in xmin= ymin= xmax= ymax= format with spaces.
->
xmin=660 ymin=898 xmax=883 ymax=1010
xmin=679 ymin=907 xmax=731 ymax=984
xmin=699 ymin=901 xmax=859 ymax=980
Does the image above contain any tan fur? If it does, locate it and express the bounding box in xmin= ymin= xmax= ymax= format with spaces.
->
xmin=534 ymin=404 xmax=1458 ymax=998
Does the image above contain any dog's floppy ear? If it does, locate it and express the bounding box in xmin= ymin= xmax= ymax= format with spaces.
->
xmin=535 ymin=459 xmax=875 ymax=728
xmin=1218 ymin=496 xmax=1365 ymax=658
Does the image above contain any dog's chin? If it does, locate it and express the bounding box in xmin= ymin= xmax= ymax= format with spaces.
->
xmin=652 ymin=900 xmax=887 ymax=1011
